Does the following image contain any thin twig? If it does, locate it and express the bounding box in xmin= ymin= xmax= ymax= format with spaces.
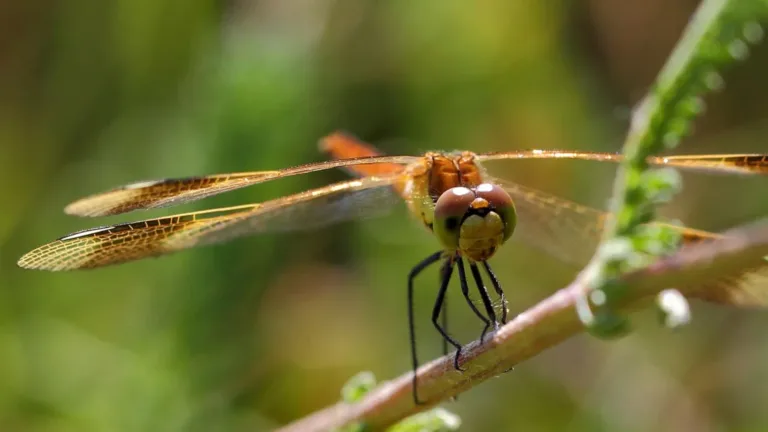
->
xmin=277 ymin=219 xmax=768 ymax=432
xmin=579 ymin=0 xmax=768 ymax=332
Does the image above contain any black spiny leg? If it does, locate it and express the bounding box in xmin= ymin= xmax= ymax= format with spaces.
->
xmin=408 ymin=251 xmax=443 ymax=405
xmin=432 ymin=257 xmax=465 ymax=372
xmin=469 ymin=261 xmax=499 ymax=330
xmin=457 ymin=257 xmax=492 ymax=341
xmin=483 ymin=261 xmax=509 ymax=324
xmin=441 ymin=260 xmax=456 ymax=403
xmin=441 ymin=285 xmax=449 ymax=359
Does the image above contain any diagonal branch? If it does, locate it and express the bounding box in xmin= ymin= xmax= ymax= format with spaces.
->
xmin=278 ymin=219 xmax=768 ymax=432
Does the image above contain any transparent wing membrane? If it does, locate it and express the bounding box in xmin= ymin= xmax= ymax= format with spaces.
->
xmin=65 ymin=155 xmax=419 ymax=217
xmin=17 ymin=206 xmax=254 ymax=270
xmin=658 ymin=154 xmax=768 ymax=174
xmin=478 ymin=151 xmax=768 ymax=175
xmin=693 ymin=266 xmax=768 ymax=307
xmin=63 ymin=149 xmax=767 ymax=218
xmin=494 ymin=177 xmax=768 ymax=306
xmin=494 ymin=178 xmax=607 ymax=266
xmin=497 ymin=176 xmax=736 ymax=263
xmin=18 ymin=176 xmax=400 ymax=270
xmin=170 ymin=177 xmax=401 ymax=248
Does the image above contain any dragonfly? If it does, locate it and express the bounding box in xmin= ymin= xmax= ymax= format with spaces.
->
xmin=17 ymin=132 xmax=768 ymax=404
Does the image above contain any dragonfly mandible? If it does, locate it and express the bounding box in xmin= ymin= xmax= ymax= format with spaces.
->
xmin=17 ymin=132 xmax=768 ymax=404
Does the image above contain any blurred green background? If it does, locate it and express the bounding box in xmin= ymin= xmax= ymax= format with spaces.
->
xmin=2 ymin=1 xmax=768 ymax=431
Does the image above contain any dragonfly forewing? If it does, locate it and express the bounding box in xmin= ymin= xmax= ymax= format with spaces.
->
xmin=65 ymin=155 xmax=419 ymax=217
xmin=477 ymin=151 xmax=768 ymax=175
xmin=18 ymin=176 xmax=402 ymax=270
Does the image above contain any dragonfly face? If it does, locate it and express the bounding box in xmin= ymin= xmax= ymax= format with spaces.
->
xmin=395 ymin=151 xmax=516 ymax=261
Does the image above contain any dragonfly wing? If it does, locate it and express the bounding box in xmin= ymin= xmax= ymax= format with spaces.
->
xmin=19 ymin=176 xmax=401 ymax=271
xmin=496 ymin=176 xmax=744 ymax=263
xmin=494 ymin=177 xmax=607 ymax=266
xmin=65 ymin=174 xmax=263 ymax=217
xmin=495 ymin=177 xmax=768 ymax=307
xmin=167 ymin=176 xmax=402 ymax=249
xmin=477 ymin=151 xmax=768 ymax=175
xmin=65 ymin=155 xmax=418 ymax=217
xmin=655 ymin=154 xmax=768 ymax=175
xmin=18 ymin=209 xmax=248 ymax=270
xmin=691 ymin=266 xmax=768 ymax=307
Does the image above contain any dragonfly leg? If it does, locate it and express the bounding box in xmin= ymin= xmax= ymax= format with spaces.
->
xmin=441 ymin=286 xmax=449 ymax=359
xmin=432 ymin=257 xmax=465 ymax=372
xmin=457 ymin=257 xmax=491 ymax=341
xmin=483 ymin=261 xmax=509 ymax=324
xmin=469 ymin=261 xmax=499 ymax=331
xmin=408 ymin=250 xmax=444 ymax=405
xmin=440 ymin=266 xmax=460 ymax=404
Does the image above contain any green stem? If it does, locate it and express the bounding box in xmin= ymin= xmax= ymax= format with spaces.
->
xmin=581 ymin=0 xmax=768 ymax=333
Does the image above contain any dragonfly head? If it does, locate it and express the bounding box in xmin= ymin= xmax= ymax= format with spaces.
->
xmin=433 ymin=183 xmax=516 ymax=261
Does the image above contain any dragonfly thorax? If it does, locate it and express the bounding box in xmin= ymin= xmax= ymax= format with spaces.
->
xmin=433 ymin=183 xmax=516 ymax=261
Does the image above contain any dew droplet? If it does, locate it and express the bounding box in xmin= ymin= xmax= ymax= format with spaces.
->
xmin=663 ymin=133 xmax=681 ymax=149
xmin=743 ymin=21 xmax=764 ymax=44
xmin=728 ymin=39 xmax=750 ymax=60
xmin=590 ymin=289 xmax=607 ymax=306
xmin=657 ymin=288 xmax=691 ymax=329
xmin=689 ymin=96 xmax=706 ymax=115
xmin=705 ymin=71 xmax=725 ymax=91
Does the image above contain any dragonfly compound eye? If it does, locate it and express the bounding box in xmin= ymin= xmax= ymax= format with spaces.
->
xmin=434 ymin=187 xmax=475 ymax=249
xmin=474 ymin=183 xmax=516 ymax=242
